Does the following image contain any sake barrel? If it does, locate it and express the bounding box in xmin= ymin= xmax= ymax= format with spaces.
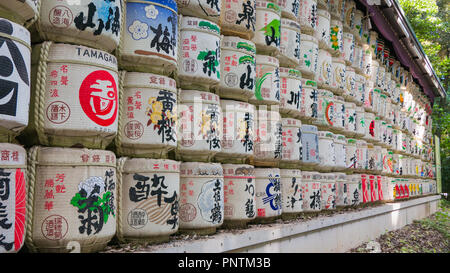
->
xmin=298 ymin=0 xmax=317 ymax=35
xmin=369 ymin=174 xmax=378 ymax=202
xmin=26 ymin=146 xmax=117 ymax=253
xmin=377 ymin=66 xmax=386 ymax=91
xmin=363 ymin=111 xmax=375 ymax=141
xmin=298 ymin=33 xmax=319 ymax=78
xmin=344 ymin=102 xmax=357 ymax=136
xmin=254 ymin=168 xmax=281 ymax=222
xmin=362 ymin=48 xmax=372 ymax=77
xmin=219 ymin=0 xmax=256 ymax=40
xmin=343 ymin=0 xmax=355 ymax=32
xmin=281 ymin=118 xmax=302 ymax=166
xmin=0 ymin=143 xmax=26 ymax=253
xmin=179 ymin=162 xmax=223 ymax=234
xmin=22 ymin=43 xmax=118 ymax=149
xmin=354 ymin=73 xmax=366 ymax=107
xmin=302 ymin=171 xmax=321 ymax=211
xmin=119 ymin=0 xmax=178 ymax=76
xmin=356 ymin=139 xmax=367 ymax=171
xmin=318 ymin=131 xmax=335 ymax=171
xmin=375 ymin=38 xmax=384 ymax=64
xmin=382 ymin=149 xmax=393 ymax=175
xmin=353 ymin=9 xmax=363 ymax=40
xmin=342 ymin=32 xmax=354 ymax=66
xmin=253 ymin=1 xmax=281 ymax=55
xmin=345 ymin=138 xmax=357 ymax=169
xmin=329 ymin=0 xmax=345 ymax=21
xmin=0 ymin=0 xmax=38 ymax=26
xmin=368 ymin=31 xmax=378 ymax=58
xmin=355 ymin=106 xmax=365 ymax=137
xmin=280 ymin=68 xmax=302 ymax=118
xmin=334 ymin=134 xmax=346 ymax=170
xmin=373 ymin=116 xmax=382 ymax=143
xmin=222 ymin=164 xmax=256 ymax=228
xmin=280 ymin=168 xmax=303 ymax=218
xmin=367 ymin=143 xmax=377 ymax=172
xmin=372 ymin=88 xmax=381 ymax=114
xmin=300 ymin=124 xmax=320 ymax=166
xmin=117 ymin=158 xmax=180 ymax=243
xmin=347 ymin=174 xmax=361 ymax=206
xmin=377 ymin=175 xmax=385 ymax=201
xmin=369 ymin=59 xmax=379 ymax=87
xmin=115 ymin=72 xmax=177 ymax=158
xmin=315 ymin=9 xmax=331 ymax=50
xmin=34 ymin=0 xmax=123 ymax=53
xmin=177 ymin=90 xmax=222 ymax=162
xmin=219 ymin=36 xmax=256 ymax=101
xmin=315 ymin=49 xmax=332 ymax=89
xmin=335 ymin=172 xmax=348 ymax=207
xmin=178 ymin=16 xmax=221 ymax=91
xmin=333 ymin=96 xmax=346 ymax=132
xmin=331 ymin=57 xmax=346 ymax=94
xmin=215 ymin=100 xmax=254 ymax=163
xmin=321 ymin=173 xmax=336 ymax=210
xmin=344 ymin=66 xmax=355 ymax=101
xmin=253 ymin=105 xmax=282 ymax=166
xmin=360 ymin=173 xmax=370 ymax=203
xmin=279 ymin=19 xmax=301 ymax=67
xmin=251 ymin=54 xmax=280 ymax=105
xmin=300 ymin=78 xmax=319 ymax=121
xmin=0 ymin=19 xmax=31 ymax=142
xmin=177 ymin=0 xmax=221 ymax=23
xmin=278 ymin=0 xmax=300 ymax=20
xmin=315 ymin=88 xmax=335 ymax=129
xmin=329 ymin=19 xmax=344 ymax=57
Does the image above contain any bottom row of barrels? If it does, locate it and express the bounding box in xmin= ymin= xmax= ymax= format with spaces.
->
xmin=0 ymin=144 xmax=437 ymax=253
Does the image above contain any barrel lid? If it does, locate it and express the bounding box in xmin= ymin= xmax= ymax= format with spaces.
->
xmin=319 ymin=131 xmax=334 ymax=139
xmin=282 ymin=118 xmax=301 ymax=127
xmin=220 ymin=99 xmax=254 ymax=112
xmin=301 ymin=124 xmax=318 ymax=133
xmin=179 ymin=89 xmax=220 ymax=104
xmin=180 ymin=162 xmax=223 ymax=176
xmin=180 ymin=16 xmax=220 ymax=36
xmin=253 ymin=167 xmax=281 ymax=178
xmin=334 ymin=134 xmax=346 ymax=143
xmin=279 ymin=67 xmax=302 ymax=79
xmin=301 ymin=78 xmax=317 ymax=87
xmin=256 ymin=54 xmax=279 ymax=66
xmin=139 ymin=0 xmax=177 ymax=12
xmin=34 ymin=147 xmax=116 ymax=167
xmin=255 ymin=1 xmax=282 ymax=15
xmin=123 ymin=158 xmax=180 ymax=173
xmin=123 ymin=71 xmax=177 ymax=93
xmin=222 ymin=164 xmax=255 ymax=177
xmin=0 ymin=18 xmax=30 ymax=47
xmin=281 ymin=18 xmax=301 ymax=31
xmin=335 ymin=173 xmax=347 ymax=180
xmin=0 ymin=143 xmax=26 ymax=168
xmin=280 ymin=168 xmax=301 ymax=177
xmin=302 ymin=171 xmax=320 ymax=180
xmin=45 ymin=43 xmax=118 ymax=71
xmin=221 ymin=36 xmax=256 ymax=55
xmin=301 ymin=33 xmax=318 ymax=43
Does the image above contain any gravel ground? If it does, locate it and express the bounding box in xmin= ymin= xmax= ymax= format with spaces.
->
xmin=349 ymin=200 xmax=450 ymax=253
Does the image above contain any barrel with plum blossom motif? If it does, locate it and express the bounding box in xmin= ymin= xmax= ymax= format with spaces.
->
xmin=120 ymin=0 xmax=178 ymax=76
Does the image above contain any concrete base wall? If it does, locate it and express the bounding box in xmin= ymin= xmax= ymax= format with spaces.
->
xmin=139 ymin=195 xmax=441 ymax=253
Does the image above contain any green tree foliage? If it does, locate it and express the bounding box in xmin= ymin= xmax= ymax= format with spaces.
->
xmin=398 ymin=0 xmax=449 ymax=193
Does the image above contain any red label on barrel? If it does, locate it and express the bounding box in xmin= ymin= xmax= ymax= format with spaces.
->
xmin=79 ymin=70 xmax=118 ymax=126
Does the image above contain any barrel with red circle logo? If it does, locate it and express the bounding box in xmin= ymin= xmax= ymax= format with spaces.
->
xmin=20 ymin=43 xmax=118 ymax=149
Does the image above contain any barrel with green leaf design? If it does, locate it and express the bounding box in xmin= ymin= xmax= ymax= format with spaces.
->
xmin=298 ymin=33 xmax=318 ymax=78
xmin=219 ymin=36 xmax=256 ymax=101
xmin=252 ymin=0 xmax=281 ymax=55
xmin=251 ymin=55 xmax=280 ymax=105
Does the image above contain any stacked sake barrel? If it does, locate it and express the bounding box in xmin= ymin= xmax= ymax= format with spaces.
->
xmin=0 ymin=0 xmax=36 ymax=252
xmin=1 ymin=0 xmax=125 ymax=253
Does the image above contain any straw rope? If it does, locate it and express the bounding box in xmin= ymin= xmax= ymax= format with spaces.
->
xmin=25 ymin=146 xmax=39 ymax=253
xmin=115 ymin=156 xmax=128 ymax=243
xmin=115 ymin=71 xmax=126 ymax=156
